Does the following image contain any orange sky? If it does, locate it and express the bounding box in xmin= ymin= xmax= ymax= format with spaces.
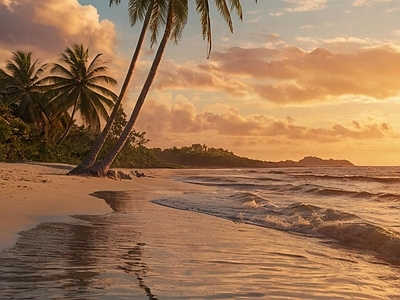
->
xmin=1 ymin=0 xmax=400 ymax=165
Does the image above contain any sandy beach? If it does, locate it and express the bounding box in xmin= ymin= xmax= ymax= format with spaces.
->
xmin=0 ymin=162 xmax=211 ymax=249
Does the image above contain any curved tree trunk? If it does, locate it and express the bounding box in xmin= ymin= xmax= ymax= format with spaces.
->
xmin=57 ymin=99 xmax=78 ymax=145
xmin=85 ymin=3 xmax=173 ymax=177
xmin=69 ymin=1 xmax=154 ymax=175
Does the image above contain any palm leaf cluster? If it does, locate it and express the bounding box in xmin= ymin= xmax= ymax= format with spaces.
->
xmin=0 ymin=44 xmax=117 ymax=144
xmin=0 ymin=51 xmax=49 ymax=132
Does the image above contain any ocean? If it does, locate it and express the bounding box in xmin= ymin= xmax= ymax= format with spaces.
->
xmin=1 ymin=166 xmax=399 ymax=299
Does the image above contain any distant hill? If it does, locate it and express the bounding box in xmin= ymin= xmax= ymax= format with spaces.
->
xmin=298 ymin=156 xmax=354 ymax=167
xmin=151 ymin=145 xmax=355 ymax=168
xmin=273 ymin=156 xmax=355 ymax=168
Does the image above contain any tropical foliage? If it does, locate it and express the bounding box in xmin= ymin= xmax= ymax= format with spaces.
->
xmin=0 ymin=51 xmax=50 ymax=135
xmin=152 ymin=143 xmax=271 ymax=168
xmin=0 ymin=47 xmax=155 ymax=167
xmin=40 ymin=44 xmax=117 ymax=144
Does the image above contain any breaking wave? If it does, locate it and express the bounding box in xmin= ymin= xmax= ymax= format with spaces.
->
xmin=153 ymin=192 xmax=400 ymax=263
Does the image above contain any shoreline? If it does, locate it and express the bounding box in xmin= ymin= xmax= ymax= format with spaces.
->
xmin=0 ymin=162 xmax=211 ymax=250
xmin=2 ymin=162 xmax=400 ymax=299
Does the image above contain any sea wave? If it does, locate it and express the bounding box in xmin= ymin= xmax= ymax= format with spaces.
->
xmin=296 ymin=174 xmax=400 ymax=184
xmin=287 ymin=184 xmax=400 ymax=202
xmin=153 ymin=192 xmax=400 ymax=263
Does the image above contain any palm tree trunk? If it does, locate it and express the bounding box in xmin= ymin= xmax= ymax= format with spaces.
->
xmin=69 ymin=1 xmax=154 ymax=175
xmin=86 ymin=3 xmax=174 ymax=177
xmin=57 ymin=99 xmax=78 ymax=145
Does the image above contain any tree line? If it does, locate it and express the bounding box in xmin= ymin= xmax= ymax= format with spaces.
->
xmin=0 ymin=46 xmax=160 ymax=167
xmin=0 ymin=45 xmax=116 ymax=145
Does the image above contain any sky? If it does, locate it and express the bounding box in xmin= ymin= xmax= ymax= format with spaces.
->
xmin=1 ymin=0 xmax=400 ymax=166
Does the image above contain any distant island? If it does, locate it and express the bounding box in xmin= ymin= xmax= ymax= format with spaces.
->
xmin=272 ymin=156 xmax=355 ymax=168
xmin=151 ymin=144 xmax=355 ymax=168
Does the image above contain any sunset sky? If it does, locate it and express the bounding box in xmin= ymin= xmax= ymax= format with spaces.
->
xmin=1 ymin=0 xmax=400 ymax=166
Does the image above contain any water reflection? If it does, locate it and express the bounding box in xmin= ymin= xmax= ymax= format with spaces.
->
xmin=0 ymin=191 xmax=158 ymax=300
xmin=90 ymin=190 xmax=133 ymax=213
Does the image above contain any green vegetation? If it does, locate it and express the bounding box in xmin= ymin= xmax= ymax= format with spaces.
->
xmin=0 ymin=97 xmax=158 ymax=167
xmin=151 ymin=144 xmax=355 ymax=168
xmin=0 ymin=47 xmax=159 ymax=168
xmin=152 ymin=144 xmax=271 ymax=168
xmin=41 ymin=44 xmax=117 ymax=145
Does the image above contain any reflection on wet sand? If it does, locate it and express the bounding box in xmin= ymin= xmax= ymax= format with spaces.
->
xmin=0 ymin=191 xmax=158 ymax=300
xmin=90 ymin=190 xmax=133 ymax=213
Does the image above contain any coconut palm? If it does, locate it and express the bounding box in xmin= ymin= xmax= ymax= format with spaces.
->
xmin=0 ymin=51 xmax=50 ymax=134
xmin=69 ymin=0 xmax=158 ymax=175
xmin=82 ymin=0 xmax=247 ymax=177
xmin=41 ymin=44 xmax=118 ymax=144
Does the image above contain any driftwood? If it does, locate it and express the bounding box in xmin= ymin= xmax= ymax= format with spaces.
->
xmin=106 ymin=169 xmax=146 ymax=180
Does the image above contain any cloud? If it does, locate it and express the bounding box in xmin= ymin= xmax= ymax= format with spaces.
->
xmin=0 ymin=0 xmax=129 ymax=95
xmin=285 ymin=0 xmax=328 ymax=12
xmin=154 ymin=45 xmax=400 ymax=104
xmin=0 ymin=0 xmax=117 ymax=63
xmin=352 ymin=0 xmax=392 ymax=7
xmin=136 ymin=98 xmax=392 ymax=145
xmin=0 ymin=0 xmax=12 ymax=10
xmin=154 ymin=59 xmax=249 ymax=98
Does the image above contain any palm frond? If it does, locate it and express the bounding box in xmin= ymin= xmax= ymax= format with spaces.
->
xmin=109 ymin=0 xmax=122 ymax=6
xmin=87 ymin=74 xmax=118 ymax=86
xmin=87 ymin=53 xmax=103 ymax=74
xmin=128 ymin=0 xmax=153 ymax=26
xmin=213 ymin=0 xmax=233 ymax=33
xmin=149 ymin=0 xmax=169 ymax=47
xmin=86 ymin=82 xmax=118 ymax=100
xmin=195 ymin=0 xmax=212 ymax=58
xmin=50 ymin=63 xmax=75 ymax=79
xmin=170 ymin=0 xmax=189 ymax=44
xmin=228 ymin=0 xmax=243 ymax=21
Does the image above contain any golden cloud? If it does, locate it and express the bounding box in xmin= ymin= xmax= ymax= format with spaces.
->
xmin=0 ymin=0 xmax=116 ymax=62
xmin=136 ymin=98 xmax=391 ymax=143
xmin=154 ymin=45 xmax=400 ymax=104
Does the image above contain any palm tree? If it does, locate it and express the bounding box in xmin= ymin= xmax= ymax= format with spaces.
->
xmin=41 ymin=44 xmax=118 ymax=144
xmin=72 ymin=0 xmax=243 ymax=176
xmin=0 ymin=51 xmax=50 ymax=134
xmin=82 ymin=0 xmax=247 ymax=177
xmin=69 ymin=0 xmax=157 ymax=175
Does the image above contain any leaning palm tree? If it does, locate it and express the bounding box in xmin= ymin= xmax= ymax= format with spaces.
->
xmin=69 ymin=0 xmax=157 ymax=175
xmin=82 ymin=0 xmax=182 ymax=176
xmin=0 ymin=51 xmax=50 ymax=135
xmin=83 ymin=0 xmax=246 ymax=177
xmin=41 ymin=44 xmax=118 ymax=144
